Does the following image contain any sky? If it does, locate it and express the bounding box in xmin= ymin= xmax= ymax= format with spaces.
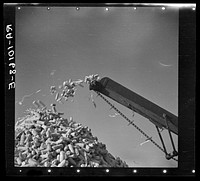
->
xmin=15 ymin=6 xmax=178 ymax=167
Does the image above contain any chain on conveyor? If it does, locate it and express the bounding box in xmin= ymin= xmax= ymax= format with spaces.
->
xmin=94 ymin=91 xmax=178 ymax=162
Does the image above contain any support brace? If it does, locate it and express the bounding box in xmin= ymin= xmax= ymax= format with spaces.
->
xmin=163 ymin=114 xmax=178 ymax=159
xmin=155 ymin=125 xmax=171 ymax=159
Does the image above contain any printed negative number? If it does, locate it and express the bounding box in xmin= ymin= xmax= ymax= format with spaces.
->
xmin=6 ymin=25 xmax=15 ymax=90
xmin=8 ymin=45 xmax=13 ymax=50
xmin=6 ymin=24 xmax=13 ymax=39
xmin=8 ymin=82 xmax=15 ymax=90
xmin=8 ymin=49 xmax=14 ymax=57
xmin=9 ymin=69 xmax=16 ymax=75
xmin=6 ymin=24 xmax=13 ymax=33
xmin=9 ymin=63 xmax=15 ymax=68
xmin=6 ymin=32 xmax=13 ymax=40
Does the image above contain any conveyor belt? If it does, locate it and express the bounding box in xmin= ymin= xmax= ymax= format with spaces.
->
xmin=90 ymin=77 xmax=178 ymax=135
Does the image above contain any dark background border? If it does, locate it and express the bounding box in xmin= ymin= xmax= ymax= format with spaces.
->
xmin=4 ymin=3 xmax=196 ymax=176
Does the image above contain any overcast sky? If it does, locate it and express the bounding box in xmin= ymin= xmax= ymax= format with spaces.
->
xmin=15 ymin=6 xmax=178 ymax=167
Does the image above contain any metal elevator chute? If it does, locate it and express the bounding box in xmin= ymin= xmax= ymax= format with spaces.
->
xmin=89 ymin=77 xmax=178 ymax=161
xmin=90 ymin=77 xmax=178 ymax=135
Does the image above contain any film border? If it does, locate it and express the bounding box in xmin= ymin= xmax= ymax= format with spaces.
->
xmin=4 ymin=3 xmax=195 ymax=176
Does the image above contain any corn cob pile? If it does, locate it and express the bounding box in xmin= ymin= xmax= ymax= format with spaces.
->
xmin=15 ymin=103 xmax=129 ymax=167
